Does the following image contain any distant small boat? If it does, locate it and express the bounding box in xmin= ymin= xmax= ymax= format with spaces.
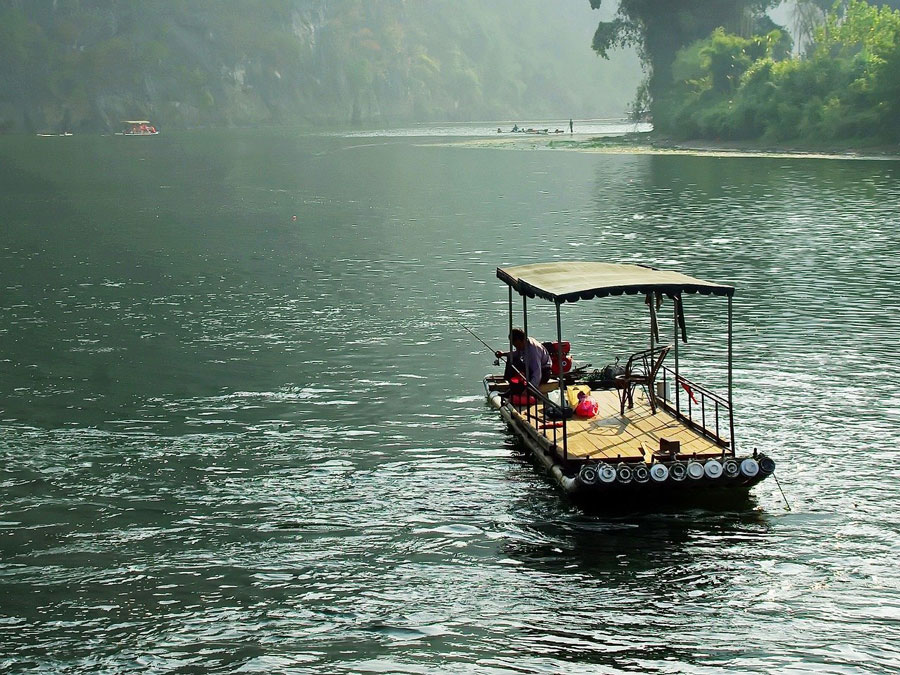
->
xmin=500 ymin=126 xmax=565 ymax=135
xmin=119 ymin=120 xmax=159 ymax=136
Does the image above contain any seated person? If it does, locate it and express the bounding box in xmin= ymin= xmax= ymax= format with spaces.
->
xmin=496 ymin=327 xmax=551 ymax=392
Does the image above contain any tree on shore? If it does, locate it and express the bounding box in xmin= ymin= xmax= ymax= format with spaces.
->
xmin=792 ymin=0 xmax=835 ymax=52
xmin=588 ymin=0 xmax=779 ymax=117
xmin=664 ymin=0 xmax=900 ymax=143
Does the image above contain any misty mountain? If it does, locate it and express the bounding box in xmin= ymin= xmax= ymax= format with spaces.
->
xmin=0 ymin=0 xmax=641 ymax=133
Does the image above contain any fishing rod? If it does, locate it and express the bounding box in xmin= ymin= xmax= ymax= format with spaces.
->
xmin=454 ymin=320 xmax=505 ymax=360
xmin=454 ymin=320 xmax=538 ymax=389
xmin=454 ymin=319 xmax=590 ymax=387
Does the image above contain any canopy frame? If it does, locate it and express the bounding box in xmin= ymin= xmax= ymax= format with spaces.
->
xmin=497 ymin=261 xmax=734 ymax=304
xmin=499 ymin=261 xmax=736 ymax=454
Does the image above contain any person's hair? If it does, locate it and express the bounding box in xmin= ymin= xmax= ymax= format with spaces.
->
xmin=509 ymin=327 xmax=526 ymax=341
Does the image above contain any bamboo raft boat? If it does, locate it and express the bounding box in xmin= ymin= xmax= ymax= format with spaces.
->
xmin=483 ymin=261 xmax=775 ymax=505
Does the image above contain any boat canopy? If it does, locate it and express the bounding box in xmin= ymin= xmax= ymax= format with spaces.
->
xmin=497 ymin=262 xmax=734 ymax=303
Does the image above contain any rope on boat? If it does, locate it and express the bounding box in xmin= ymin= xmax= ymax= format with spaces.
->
xmin=755 ymin=448 xmax=790 ymax=510
xmin=772 ymin=471 xmax=792 ymax=511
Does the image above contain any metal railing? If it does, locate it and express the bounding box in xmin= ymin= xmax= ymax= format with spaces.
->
xmin=658 ymin=365 xmax=734 ymax=449
xmin=505 ymin=380 xmax=569 ymax=460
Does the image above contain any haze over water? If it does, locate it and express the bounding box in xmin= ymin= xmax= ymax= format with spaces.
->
xmin=1 ymin=127 xmax=899 ymax=673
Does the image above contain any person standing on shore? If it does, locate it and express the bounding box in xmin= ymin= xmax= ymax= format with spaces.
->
xmin=569 ymin=118 xmax=573 ymax=133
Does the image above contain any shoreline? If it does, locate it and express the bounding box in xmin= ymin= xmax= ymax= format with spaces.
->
xmin=439 ymin=131 xmax=900 ymax=161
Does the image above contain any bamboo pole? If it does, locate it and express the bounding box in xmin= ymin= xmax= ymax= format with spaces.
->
xmin=523 ymin=295 xmax=529 ymax=423
xmin=674 ymin=296 xmax=680 ymax=414
xmin=556 ymin=301 xmax=567 ymax=460
xmin=728 ymin=295 xmax=735 ymax=450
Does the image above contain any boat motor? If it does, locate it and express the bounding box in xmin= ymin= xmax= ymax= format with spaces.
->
xmin=704 ymin=459 xmax=723 ymax=479
xmin=542 ymin=341 xmax=572 ymax=377
xmin=633 ymin=464 xmax=650 ymax=483
xmin=740 ymin=457 xmax=760 ymax=477
xmin=616 ymin=463 xmax=633 ymax=484
xmin=578 ymin=464 xmax=598 ymax=486
xmin=597 ymin=464 xmax=617 ymax=483
xmin=686 ymin=461 xmax=705 ymax=480
xmin=649 ymin=463 xmax=669 ymax=482
xmin=669 ymin=461 xmax=687 ymax=481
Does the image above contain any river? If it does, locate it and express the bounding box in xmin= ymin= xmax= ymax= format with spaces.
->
xmin=1 ymin=125 xmax=899 ymax=673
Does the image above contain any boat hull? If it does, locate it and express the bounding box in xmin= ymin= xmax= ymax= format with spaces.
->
xmin=495 ymin=393 xmax=772 ymax=508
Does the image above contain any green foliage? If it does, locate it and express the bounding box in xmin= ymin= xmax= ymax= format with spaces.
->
xmin=661 ymin=0 xmax=900 ymax=143
xmin=589 ymin=0 xmax=781 ymax=110
xmin=701 ymin=29 xmax=755 ymax=92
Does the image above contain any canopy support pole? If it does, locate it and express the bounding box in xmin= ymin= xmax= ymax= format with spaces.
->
xmin=674 ymin=297 xmax=680 ymax=414
xmin=556 ymin=301 xmax=567 ymax=460
xmin=522 ymin=295 xmax=530 ymax=423
xmin=508 ymin=286 xmax=513 ymax=352
xmin=728 ymin=296 xmax=735 ymax=450
xmin=522 ymin=295 xmax=528 ymax=386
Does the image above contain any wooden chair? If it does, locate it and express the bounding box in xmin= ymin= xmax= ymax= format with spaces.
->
xmin=615 ymin=345 xmax=671 ymax=415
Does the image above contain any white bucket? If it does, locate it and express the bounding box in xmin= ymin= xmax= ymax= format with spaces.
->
xmin=722 ymin=458 xmax=740 ymax=477
xmin=597 ymin=464 xmax=617 ymax=483
xmin=686 ymin=461 xmax=705 ymax=480
xmin=740 ymin=458 xmax=760 ymax=477
xmin=649 ymin=464 xmax=669 ymax=482
xmin=655 ymin=381 xmax=667 ymax=401
xmin=704 ymin=459 xmax=723 ymax=479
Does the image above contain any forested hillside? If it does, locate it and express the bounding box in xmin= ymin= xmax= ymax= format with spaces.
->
xmin=660 ymin=0 xmax=900 ymax=143
xmin=0 ymin=0 xmax=641 ymax=133
xmin=589 ymin=0 xmax=900 ymax=144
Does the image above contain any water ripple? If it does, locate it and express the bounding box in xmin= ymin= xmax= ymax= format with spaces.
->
xmin=1 ymin=134 xmax=899 ymax=672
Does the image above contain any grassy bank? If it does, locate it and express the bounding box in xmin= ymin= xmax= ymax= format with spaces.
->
xmin=545 ymin=131 xmax=900 ymax=160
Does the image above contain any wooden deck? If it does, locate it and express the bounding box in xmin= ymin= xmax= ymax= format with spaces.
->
xmin=511 ymin=388 xmax=728 ymax=462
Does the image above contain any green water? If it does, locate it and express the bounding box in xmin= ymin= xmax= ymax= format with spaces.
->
xmin=1 ymin=128 xmax=899 ymax=673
